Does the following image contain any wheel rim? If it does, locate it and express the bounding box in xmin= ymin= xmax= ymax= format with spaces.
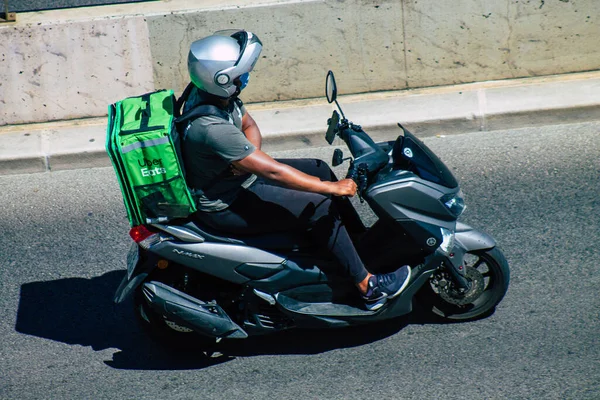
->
xmin=437 ymin=265 xmax=485 ymax=306
xmin=428 ymin=250 xmax=506 ymax=318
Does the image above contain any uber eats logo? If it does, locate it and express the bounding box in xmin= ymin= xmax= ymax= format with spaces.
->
xmin=138 ymin=158 xmax=167 ymax=177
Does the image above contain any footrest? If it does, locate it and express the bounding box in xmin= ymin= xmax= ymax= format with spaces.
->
xmin=276 ymin=293 xmax=375 ymax=317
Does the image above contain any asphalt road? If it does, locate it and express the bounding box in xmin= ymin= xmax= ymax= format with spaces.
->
xmin=0 ymin=121 xmax=599 ymax=399
xmin=8 ymin=0 xmax=153 ymax=13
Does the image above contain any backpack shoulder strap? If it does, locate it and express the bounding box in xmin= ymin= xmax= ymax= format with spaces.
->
xmin=174 ymin=82 xmax=195 ymax=118
xmin=173 ymin=87 xmax=239 ymax=194
xmin=174 ymin=104 xmax=230 ymax=135
xmin=176 ymin=104 xmax=229 ymax=124
xmin=175 ymin=83 xmax=230 ymax=123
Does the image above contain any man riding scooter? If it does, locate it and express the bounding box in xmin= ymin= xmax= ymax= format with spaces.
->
xmin=179 ymin=29 xmax=411 ymax=311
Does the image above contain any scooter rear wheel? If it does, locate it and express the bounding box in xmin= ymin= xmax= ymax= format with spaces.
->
xmin=417 ymin=247 xmax=510 ymax=321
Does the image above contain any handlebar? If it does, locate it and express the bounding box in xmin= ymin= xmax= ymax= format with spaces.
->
xmin=345 ymin=161 xmax=356 ymax=180
xmin=345 ymin=161 xmax=369 ymax=201
xmin=327 ymin=112 xmax=389 ymax=201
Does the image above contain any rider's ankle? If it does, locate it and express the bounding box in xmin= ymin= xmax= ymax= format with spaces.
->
xmin=357 ymin=273 xmax=373 ymax=295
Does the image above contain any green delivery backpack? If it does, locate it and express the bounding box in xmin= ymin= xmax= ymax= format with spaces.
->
xmin=106 ymin=89 xmax=196 ymax=227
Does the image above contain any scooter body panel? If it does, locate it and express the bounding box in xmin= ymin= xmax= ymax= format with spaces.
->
xmin=150 ymin=240 xmax=286 ymax=285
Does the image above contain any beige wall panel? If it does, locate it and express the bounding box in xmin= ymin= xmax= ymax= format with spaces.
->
xmin=403 ymin=0 xmax=600 ymax=88
xmin=403 ymin=1 xmax=515 ymax=87
xmin=0 ymin=17 xmax=154 ymax=125
xmin=147 ymin=0 xmax=407 ymax=102
xmin=508 ymin=0 xmax=600 ymax=76
xmin=0 ymin=0 xmax=597 ymax=125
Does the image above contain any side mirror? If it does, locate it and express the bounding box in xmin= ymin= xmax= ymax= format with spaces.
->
xmin=332 ymin=148 xmax=344 ymax=166
xmin=326 ymin=70 xmax=337 ymax=104
xmin=325 ymin=70 xmax=346 ymax=120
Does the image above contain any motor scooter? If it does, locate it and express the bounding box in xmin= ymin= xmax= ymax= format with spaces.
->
xmin=114 ymin=71 xmax=510 ymax=342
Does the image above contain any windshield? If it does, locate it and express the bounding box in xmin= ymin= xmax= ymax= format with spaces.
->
xmin=392 ymin=126 xmax=458 ymax=188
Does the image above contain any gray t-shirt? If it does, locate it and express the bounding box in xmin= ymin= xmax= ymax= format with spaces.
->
xmin=182 ymin=92 xmax=257 ymax=212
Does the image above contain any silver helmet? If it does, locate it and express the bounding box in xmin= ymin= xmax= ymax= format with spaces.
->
xmin=187 ymin=30 xmax=263 ymax=98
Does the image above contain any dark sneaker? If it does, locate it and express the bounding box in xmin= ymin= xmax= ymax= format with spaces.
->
xmin=362 ymin=265 xmax=412 ymax=311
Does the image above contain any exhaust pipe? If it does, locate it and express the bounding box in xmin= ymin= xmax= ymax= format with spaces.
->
xmin=142 ymin=281 xmax=247 ymax=339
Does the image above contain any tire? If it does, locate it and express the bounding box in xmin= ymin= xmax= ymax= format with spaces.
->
xmin=417 ymin=247 xmax=510 ymax=321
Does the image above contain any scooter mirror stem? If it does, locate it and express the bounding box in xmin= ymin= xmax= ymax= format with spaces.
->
xmin=335 ymin=99 xmax=346 ymax=121
xmin=332 ymin=148 xmax=352 ymax=167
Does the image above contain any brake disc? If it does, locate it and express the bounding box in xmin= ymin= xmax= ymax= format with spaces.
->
xmin=438 ymin=266 xmax=485 ymax=306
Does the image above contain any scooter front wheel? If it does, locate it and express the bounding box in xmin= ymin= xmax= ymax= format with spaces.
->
xmin=417 ymin=247 xmax=510 ymax=321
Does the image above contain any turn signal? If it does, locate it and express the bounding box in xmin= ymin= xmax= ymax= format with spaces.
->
xmin=157 ymin=259 xmax=169 ymax=270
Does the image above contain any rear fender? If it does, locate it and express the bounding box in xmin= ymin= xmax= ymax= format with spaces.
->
xmin=113 ymin=244 xmax=157 ymax=304
xmin=114 ymin=272 xmax=149 ymax=304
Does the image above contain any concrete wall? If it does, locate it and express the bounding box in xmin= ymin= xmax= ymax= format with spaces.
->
xmin=1 ymin=0 xmax=598 ymax=125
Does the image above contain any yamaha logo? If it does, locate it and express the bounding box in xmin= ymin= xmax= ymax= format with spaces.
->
xmin=403 ymin=147 xmax=413 ymax=158
xmin=426 ymin=237 xmax=437 ymax=246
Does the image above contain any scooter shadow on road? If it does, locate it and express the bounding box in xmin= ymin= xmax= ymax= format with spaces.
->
xmin=215 ymin=318 xmax=412 ymax=358
xmin=14 ymin=270 xmax=231 ymax=370
xmin=14 ymin=270 xmax=434 ymax=370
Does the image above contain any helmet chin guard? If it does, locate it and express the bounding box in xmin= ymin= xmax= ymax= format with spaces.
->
xmin=188 ymin=30 xmax=262 ymax=99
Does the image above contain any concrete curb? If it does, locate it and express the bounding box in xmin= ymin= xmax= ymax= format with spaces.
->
xmin=1 ymin=71 xmax=599 ymax=175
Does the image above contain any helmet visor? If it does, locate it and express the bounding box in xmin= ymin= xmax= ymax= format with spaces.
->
xmin=238 ymin=73 xmax=250 ymax=90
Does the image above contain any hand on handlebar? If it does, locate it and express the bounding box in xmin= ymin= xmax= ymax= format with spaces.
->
xmin=345 ymin=162 xmax=368 ymax=202
xmin=330 ymin=179 xmax=357 ymax=197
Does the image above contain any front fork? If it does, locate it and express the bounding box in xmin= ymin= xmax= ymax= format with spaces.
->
xmin=442 ymin=247 xmax=471 ymax=290
xmin=444 ymin=222 xmax=497 ymax=290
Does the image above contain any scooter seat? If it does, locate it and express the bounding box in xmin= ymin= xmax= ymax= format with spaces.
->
xmin=180 ymin=220 xmax=315 ymax=251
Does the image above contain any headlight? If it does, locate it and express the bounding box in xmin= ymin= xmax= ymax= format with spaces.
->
xmin=441 ymin=191 xmax=466 ymax=217
xmin=439 ymin=228 xmax=455 ymax=254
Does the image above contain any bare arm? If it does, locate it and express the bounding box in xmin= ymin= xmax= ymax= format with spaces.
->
xmin=241 ymin=112 xmax=262 ymax=150
xmin=232 ymin=150 xmax=357 ymax=196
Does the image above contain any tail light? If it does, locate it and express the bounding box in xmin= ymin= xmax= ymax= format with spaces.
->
xmin=129 ymin=225 xmax=160 ymax=249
